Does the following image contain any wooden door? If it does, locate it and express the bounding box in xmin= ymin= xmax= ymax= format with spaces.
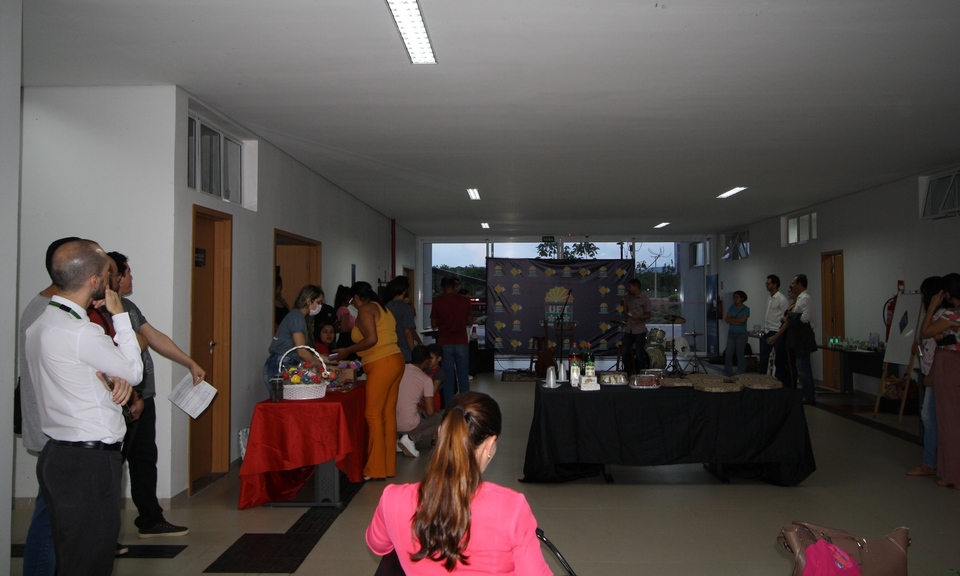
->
xmin=274 ymin=231 xmax=321 ymax=321
xmin=820 ymin=251 xmax=845 ymax=389
xmin=189 ymin=206 xmax=232 ymax=494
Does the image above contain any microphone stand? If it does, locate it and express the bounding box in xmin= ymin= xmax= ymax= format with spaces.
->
xmin=557 ymin=290 xmax=572 ymax=368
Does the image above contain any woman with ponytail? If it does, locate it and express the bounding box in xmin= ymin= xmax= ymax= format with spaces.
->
xmin=366 ymin=392 xmax=551 ymax=575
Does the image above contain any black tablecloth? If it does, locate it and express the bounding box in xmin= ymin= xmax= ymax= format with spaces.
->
xmin=521 ymin=384 xmax=816 ymax=486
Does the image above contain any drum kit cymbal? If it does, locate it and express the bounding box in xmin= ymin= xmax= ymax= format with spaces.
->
xmin=663 ymin=314 xmax=686 ymax=325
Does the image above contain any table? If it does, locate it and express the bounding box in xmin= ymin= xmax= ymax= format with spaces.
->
xmin=522 ymin=383 xmax=815 ymax=486
xmin=819 ymin=346 xmax=885 ymax=395
xmin=238 ymin=385 xmax=366 ymax=509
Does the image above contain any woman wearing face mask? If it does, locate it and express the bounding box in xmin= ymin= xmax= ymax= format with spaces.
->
xmin=262 ymin=284 xmax=326 ymax=396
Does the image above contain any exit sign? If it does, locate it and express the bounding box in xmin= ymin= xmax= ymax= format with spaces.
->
xmin=542 ymin=236 xmax=555 ymax=243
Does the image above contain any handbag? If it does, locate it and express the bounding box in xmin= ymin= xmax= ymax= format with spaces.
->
xmin=778 ymin=522 xmax=910 ymax=576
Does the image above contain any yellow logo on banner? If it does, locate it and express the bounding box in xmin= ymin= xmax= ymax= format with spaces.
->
xmin=510 ymin=339 xmax=522 ymax=349
xmin=544 ymin=268 xmax=556 ymax=277
xmin=494 ymin=320 xmax=506 ymax=330
xmin=579 ymin=268 xmax=589 ymax=277
xmin=616 ymin=268 xmax=626 ymax=277
xmin=511 ymin=267 xmax=521 ymax=276
xmin=494 ymin=285 xmax=505 ymax=294
xmin=598 ymin=286 xmax=609 ymax=295
xmin=544 ymin=286 xmax=571 ymax=303
xmin=494 ymin=265 xmax=504 ymax=276
xmin=510 ymin=303 xmax=523 ymax=313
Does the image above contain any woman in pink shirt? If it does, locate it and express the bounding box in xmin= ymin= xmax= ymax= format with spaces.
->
xmin=366 ymin=392 xmax=552 ymax=575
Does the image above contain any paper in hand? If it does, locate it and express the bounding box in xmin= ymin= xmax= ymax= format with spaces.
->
xmin=169 ymin=372 xmax=217 ymax=419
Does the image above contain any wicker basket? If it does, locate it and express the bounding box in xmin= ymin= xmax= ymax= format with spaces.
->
xmin=278 ymin=345 xmax=330 ymax=400
xmin=283 ymin=383 xmax=327 ymax=400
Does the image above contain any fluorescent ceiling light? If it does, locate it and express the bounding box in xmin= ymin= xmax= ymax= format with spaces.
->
xmin=654 ymin=222 xmax=670 ymax=229
xmin=386 ymin=0 xmax=436 ymax=64
xmin=481 ymin=222 xmax=490 ymax=229
xmin=467 ymin=188 xmax=481 ymax=200
xmin=717 ymin=186 xmax=747 ymax=199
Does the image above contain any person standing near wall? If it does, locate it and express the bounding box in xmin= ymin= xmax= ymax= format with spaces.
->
xmin=26 ymin=239 xmax=142 ymax=575
xmin=788 ymin=274 xmax=818 ymax=405
xmin=723 ymin=290 xmax=750 ymax=376
xmin=621 ymin=278 xmax=652 ymax=374
xmin=759 ymin=275 xmax=790 ymax=381
xmin=109 ymin=252 xmax=204 ymax=538
xmin=430 ymin=277 xmax=473 ymax=405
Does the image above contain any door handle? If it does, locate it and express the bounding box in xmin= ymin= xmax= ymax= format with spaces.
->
xmin=209 ymin=341 xmax=217 ymax=355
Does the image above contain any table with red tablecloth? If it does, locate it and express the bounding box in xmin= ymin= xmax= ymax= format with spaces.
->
xmin=238 ymin=384 xmax=366 ymax=509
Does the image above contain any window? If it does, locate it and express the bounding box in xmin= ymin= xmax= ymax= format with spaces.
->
xmin=784 ymin=211 xmax=817 ymax=245
xmin=688 ymin=241 xmax=707 ymax=268
xmin=920 ymin=171 xmax=960 ymax=220
xmin=188 ymin=114 xmax=242 ymax=204
xmin=722 ymin=230 xmax=750 ymax=261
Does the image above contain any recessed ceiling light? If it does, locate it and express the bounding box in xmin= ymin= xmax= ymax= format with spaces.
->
xmin=654 ymin=222 xmax=670 ymax=229
xmin=386 ymin=0 xmax=436 ymax=64
xmin=467 ymin=188 xmax=481 ymax=200
xmin=481 ymin=222 xmax=490 ymax=229
xmin=717 ymin=186 xmax=747 ymax=199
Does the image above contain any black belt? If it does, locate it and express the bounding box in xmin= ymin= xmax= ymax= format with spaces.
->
xmin=50 ymin=440 xmax=122 ymax=451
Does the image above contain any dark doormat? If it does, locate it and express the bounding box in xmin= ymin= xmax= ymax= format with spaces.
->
xmin=11 ymin=543 xmax=187 ymax=559
xmin=204 ymin=472 xmax=365 ymax=573
xmin=502 ymin=369 xmax=537 ymax=382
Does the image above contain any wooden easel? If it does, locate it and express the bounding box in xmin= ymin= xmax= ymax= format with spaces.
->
xmin=873 ymin=294 xmax=923 ymax=424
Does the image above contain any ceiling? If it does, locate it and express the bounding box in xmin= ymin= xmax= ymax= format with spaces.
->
xmin=21 ymin=0 xmax=960 ymax=239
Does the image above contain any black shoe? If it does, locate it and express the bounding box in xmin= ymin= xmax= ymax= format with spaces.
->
xmin=138 ymin=520 xmax=189 ymax=539
xmin=116 ymin=542 xmax=129 ymax=556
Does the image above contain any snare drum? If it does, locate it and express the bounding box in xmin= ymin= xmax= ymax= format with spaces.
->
xmin=646 ymin=347 xmax=666 ymax=369
xmin=648 ymin=328 xmax=666 ymax=344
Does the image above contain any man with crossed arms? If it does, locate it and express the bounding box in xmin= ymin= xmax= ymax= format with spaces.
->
xmin=26 ymin=239 xmax=142 ymax=575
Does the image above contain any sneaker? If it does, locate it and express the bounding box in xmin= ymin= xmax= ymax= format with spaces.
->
xmin=116 ymin=542 xmax=129 ymax=556
xmin=138 ymin=520 xmax=189 ymax=539
xmin=398 ymin=434 xmax=419 ymax=458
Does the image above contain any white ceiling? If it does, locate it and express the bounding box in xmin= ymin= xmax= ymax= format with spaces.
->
xmin=21 ymin=0 xmax=960 ymax=239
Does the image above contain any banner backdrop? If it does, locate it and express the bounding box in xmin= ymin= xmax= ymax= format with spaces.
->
xmin=485 ymin=258 xmax=635 ymax=357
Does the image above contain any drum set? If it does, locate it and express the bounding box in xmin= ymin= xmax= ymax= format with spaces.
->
xmin=635 ymin=315 xmax=707 ymax=377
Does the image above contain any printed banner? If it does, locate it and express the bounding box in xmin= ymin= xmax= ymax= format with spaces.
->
xmin=485 ymin=258 xmax=635 ymax=357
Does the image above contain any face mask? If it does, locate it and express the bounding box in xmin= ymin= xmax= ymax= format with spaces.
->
xmin=308 ymin=303 xmax=321 ymax=317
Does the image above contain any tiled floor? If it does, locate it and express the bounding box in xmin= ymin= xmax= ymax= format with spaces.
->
xmin=11 ymin=374 xmax=960 ymax=575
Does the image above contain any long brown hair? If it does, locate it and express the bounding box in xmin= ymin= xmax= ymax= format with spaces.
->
xmin=411 ymin=392 xmax=502 ymax=571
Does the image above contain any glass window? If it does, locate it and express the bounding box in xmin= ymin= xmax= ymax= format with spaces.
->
xmin=224 ymin=136 xmax=242 ymax=203
xmin=200 ymin=123 xmax=221 ymax=197
xmin=187 ymin=117 xmax=196 ymax=189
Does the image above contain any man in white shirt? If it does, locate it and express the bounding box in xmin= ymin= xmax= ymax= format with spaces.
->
xmin=790 ymin=274 xmax=818 ymax=404
xmin=25 ymin=239 xmax=143 ymax=575
xmin=758 ymin=275 xmax=790 ymax=383
xmin=396 ymin=346 xmax=442 ymax=458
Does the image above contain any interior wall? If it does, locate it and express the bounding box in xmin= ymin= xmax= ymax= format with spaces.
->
xmin=18 ymin=86 xmax=179 ymax=500
xmin=2 ymin=0 xmax=23 ymax=562
xmin=15 ymin=85 xmax=396 ymax=503
xmin=717 ymin=173 xmax=959 ymax=391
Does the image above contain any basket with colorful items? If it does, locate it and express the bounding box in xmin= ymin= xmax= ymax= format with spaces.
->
xmin=278 ymin=346 xmax=334 ymax=400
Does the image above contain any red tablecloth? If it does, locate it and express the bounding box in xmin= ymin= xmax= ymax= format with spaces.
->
xmin=238 ymin=385 xmax=366 ymax=509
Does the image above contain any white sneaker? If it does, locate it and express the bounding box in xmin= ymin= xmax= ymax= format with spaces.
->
xmin=398 ymin=434 xmax=419 ymax=458
xmin=396 ymin=441 xmax=402 ymax=453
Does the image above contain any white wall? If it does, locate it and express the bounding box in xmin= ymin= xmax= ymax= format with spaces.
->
xmin=2 ymin=0 xmax=23 ymax=564
xmin=16 ymin=86 xmax=397 ymax=503
xmin=717 ymin=174 xmax=959 ymax=390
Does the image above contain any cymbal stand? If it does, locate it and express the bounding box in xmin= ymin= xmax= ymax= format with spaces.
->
xmin=683 ymin=328 xmax=708 ymax=374
xmin=663 ymin=322 xmax=686 ymax=378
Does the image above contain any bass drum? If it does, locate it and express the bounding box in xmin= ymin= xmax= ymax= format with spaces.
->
xmin=648 ymin=328 xmax=666 ymax=344
xmin=646 ymin=347 xmax=666 ymax=369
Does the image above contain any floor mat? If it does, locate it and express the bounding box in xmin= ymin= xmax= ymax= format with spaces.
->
xmin=11 ymin=543 xmax=187 ymax=559
xmin=501 ymin=369 xmax=537 ymax=382
xmin=204 ymin=471 xmax=365 ymax=573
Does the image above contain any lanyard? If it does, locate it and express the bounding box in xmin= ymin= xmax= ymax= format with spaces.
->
xmin=48 ymin=300 xmax=81 ymax=320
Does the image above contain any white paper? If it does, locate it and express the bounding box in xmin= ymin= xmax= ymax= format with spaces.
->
xmin=169 ymin=373 xmax=217 ymax=419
